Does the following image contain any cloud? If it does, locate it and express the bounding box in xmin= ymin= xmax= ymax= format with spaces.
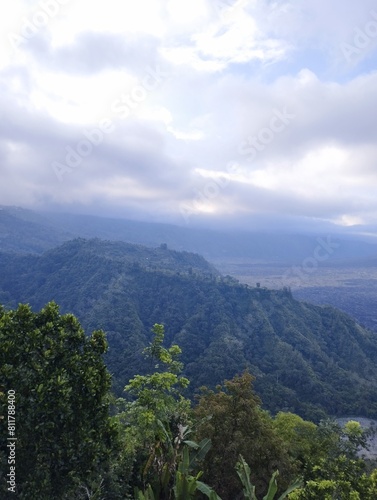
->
xmin=23 ymin=31 xmax=161 ymax=76
xmin=1 ymin=0 xmax=377 ymax=230
xmin=162 ymin=2 xmax=290 ymax=72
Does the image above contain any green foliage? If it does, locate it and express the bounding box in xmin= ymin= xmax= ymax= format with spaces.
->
xmin=272 ymin=412 xmax=318 ymax=470
xmin=123 ymin=323 xmax=190 ymax=448
xmin=3 ymin=235 xmax=377 ymax=497
xmin=172 ymin=441 xmax=221 ymax=499
xmin=119 ymin=324 xmax=223 ymax=499
xmin=2 ymin=238 xmax=377 ymax=420
xmin=287 ymin=419 xmax=377 ymax=499
xmin=135 ymin=484 xmax=157 ymax=500
xmin=343 ymin=420 xmax=364 ymax=443
xmin=235 ymin=454 xmax=302 ymax=500
xmin=236 ymin=455 xmax=257 ymax=499
xmin=2 ymin=297 xmax=377 ymax=498
xmin=194 ymin=372 xmax=294 ymax=499
xmin=135 ymin=429 xmax=221 ymax=500
xmin=135 ymin=443 xmax=222 ymax=500
xmin=118 ymin=324 xmax=192 ymax=495
xmin=0 ymin=302 xmax=116 ymax=499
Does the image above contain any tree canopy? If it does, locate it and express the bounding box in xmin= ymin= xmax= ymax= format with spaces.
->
xmin=0 ymin=302 xmax=116 ymax=499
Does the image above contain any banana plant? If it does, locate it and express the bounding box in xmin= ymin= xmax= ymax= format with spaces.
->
xmin=173 ymin=444 xmax=221 ymax=499
xmin=134 ymin=484 xmax=156 ymax=500
xmin=236 ymin=455 xmax=302 ymax=500
xmin=136 ymin=433 xmax=221 ymax=499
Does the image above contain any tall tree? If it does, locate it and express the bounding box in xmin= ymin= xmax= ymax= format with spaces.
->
xmin=0 ymin=302 xmax=116 ymax=499
xmin=194 ymin=372 xmax=293 ymax=499
xmin=119 ymin=323 xmax=192 ymax=496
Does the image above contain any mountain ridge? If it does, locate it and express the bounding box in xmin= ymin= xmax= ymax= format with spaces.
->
xmin=1 ymin=205 xmax=377 ymax=263
xmin=1 ymin=238 xmax=377 ymax=421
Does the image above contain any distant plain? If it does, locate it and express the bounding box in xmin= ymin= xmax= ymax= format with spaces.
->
xmin=213 ymin=259 xmax=377 ymax=333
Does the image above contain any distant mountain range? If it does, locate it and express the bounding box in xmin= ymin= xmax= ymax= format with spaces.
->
xmin=1 ymin=205 xmax=377 ymax=263
xmin=1 ymin=237 xmax=377 ymax=421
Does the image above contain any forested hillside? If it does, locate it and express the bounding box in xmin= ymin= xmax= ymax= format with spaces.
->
xmin=3 ymin=305 xmax=377 ymax=499
xmin=1 ymin=238 xmax=377 ymax=421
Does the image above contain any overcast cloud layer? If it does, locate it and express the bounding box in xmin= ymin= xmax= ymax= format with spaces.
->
xmin=1 ymin=0 xmax=377 ymax=230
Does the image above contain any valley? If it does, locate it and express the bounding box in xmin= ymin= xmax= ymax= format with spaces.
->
xmin=2 ymin=237 xmax=377 ymax=422
xmin=2 ymin=206 xmax=377 ymax=497
xmin=2 ymin=205 xmax=377 ymax=419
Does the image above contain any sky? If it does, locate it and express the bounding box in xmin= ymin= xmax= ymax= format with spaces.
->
xmin=1 ymin=0 xmax=377 ymax=231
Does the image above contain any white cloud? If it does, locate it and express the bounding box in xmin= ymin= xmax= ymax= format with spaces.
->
xmin=1 ymin=0 xmax=377 ymax=229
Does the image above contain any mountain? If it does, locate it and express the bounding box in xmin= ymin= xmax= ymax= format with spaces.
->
xmin=1 ymin=238 xmax=377 ymax=421
xmin=1 ymin=205 xmax=377 ymax=263
xmin=0 ymin=206 xmax=72 ymax=254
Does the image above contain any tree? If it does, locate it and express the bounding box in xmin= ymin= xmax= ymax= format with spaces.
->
xmin=193 ymin=372 xmax=294 ymax=499
xmin=288 ymin=419 xmax=377 ymax=499
xmin=118 ymin=323 xmax=192 ymax=496
xmin=0 ymin=302 xmax=116 ymax=499
xmin=272 ymin=412 xmax=317 ymax=472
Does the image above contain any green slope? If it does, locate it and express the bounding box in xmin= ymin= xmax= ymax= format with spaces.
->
xmin=1 ymin=239 xmax=377 ymax=421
